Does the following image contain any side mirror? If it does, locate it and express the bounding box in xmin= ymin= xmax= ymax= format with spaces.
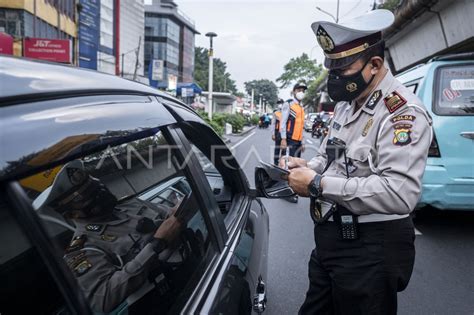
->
xmin=254 ymin=166 xmax=295 ymax=199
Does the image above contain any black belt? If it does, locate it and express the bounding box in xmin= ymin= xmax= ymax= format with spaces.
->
xmin=310 ymin=199 xmax=359 ymax=239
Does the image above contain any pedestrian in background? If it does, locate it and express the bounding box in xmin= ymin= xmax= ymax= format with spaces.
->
xmin=281 ymin=9 xmax=433 ymax=314
xmin=272 ymin=99 xmax=284 ymax=165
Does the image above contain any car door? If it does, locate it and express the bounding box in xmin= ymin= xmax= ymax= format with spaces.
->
xmin=169 ymin=117 xmax=269 ymax=314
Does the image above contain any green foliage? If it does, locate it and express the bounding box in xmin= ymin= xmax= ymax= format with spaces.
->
xmin=244 ymin=79 xmax=279 ymax=107
xmin=194 ymin=47 xmax=238 ymax=94
xmin=276 ymin=53 xmax=323 ymax=89
xmin=303 ymin=70 xmax=328 ymax=104
xmin=234 ymin=91 xmax=246 ymax=98
xmin=195 ymin=110 xmax=247 ymax=134
xmin=250 ymin=114 xmax=260 ymax=126
xmin=226 ymin=114 xmax=246 ymax=133
xmin=377 ymin=0 xmax=400 ymax=12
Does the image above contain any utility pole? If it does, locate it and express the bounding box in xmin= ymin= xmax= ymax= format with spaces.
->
xmin=133 ymin=36 xmax=141 ymax=81
xmin=251 ymin=89 xmax=255 ymax=112
xmin=205 ymin=32 xmax=217 ymax=120
xmin=121 ymin=53 xmax=124 ymax=77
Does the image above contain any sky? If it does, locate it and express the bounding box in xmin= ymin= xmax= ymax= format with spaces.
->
xmin=147 ymin=0 xmax=376 ymax=99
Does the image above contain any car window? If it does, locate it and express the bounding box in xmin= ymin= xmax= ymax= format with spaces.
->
xmin=0 ymin=199 xmax=73 ymax=314
xmin=17 ymin=130 xmax=216 ymax=314
xmin=434 ymin=64 xmax=474 ymax=115
xmin=190 ymin=145 xmax=234 ymax=219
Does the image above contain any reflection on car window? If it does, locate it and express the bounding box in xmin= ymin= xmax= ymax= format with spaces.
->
xmin=0 ymin=199 xmax=72 ymax=314
xmin=435 ymin=65 xmax=474 ymax=115
xmin=191 ymin=145 xmax=234 ymax=218
xmin=18 ymin=131 xmax=213 ymax=314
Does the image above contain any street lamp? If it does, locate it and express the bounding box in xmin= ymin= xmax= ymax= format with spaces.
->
xmin=206 ymin=32 xmax=217 ymax=120
xmin=259 ymin=93 xmax=263 ymax=113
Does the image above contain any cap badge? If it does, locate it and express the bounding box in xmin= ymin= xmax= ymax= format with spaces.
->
xmin=316 ymin=26 xmax=335 ymax=52
xmin=346 ymin=82 xmax=358 ymax=92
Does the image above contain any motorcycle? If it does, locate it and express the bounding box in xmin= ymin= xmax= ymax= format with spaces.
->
xmin=311 ymin=120 xmax=323 ymax=138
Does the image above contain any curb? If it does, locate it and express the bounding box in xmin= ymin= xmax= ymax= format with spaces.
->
xmin=233 ymin=125 xmax=257 ymax=137
xmin=222 ymin=137 xmax=231 ymax=144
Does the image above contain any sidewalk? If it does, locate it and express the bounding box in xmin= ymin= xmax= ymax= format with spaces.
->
xmin=222 ymin=125 xmax=257 ymax=144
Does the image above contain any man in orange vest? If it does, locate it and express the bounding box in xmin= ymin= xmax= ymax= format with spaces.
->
xmin=280 ymin=82 xmax=307 ymax=158
xmin=271 ymin=99 xmax=284 ymax=164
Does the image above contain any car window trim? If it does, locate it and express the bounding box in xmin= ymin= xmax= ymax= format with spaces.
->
xmin=3 ymin=182 xmax=92 ymax=315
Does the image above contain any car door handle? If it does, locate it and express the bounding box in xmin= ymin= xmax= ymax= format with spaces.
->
xmin=460 ymin=132 xmax=474 ymax=140
xmin=253 ymin=276 xmax=267 ymax=313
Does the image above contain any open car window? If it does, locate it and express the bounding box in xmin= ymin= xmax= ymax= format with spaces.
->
xmin=16 ymin=130 xmax=216 ymax=315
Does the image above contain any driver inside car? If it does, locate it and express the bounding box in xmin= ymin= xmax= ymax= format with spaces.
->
xmin=34 ymin=160 xmax=184 ymax=314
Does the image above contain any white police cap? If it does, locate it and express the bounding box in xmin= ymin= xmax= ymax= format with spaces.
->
xmin=311 ymin=9 xmax=395 ymax=69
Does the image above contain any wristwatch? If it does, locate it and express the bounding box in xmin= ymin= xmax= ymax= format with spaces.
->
xmin=308 ymin=174 xmax=324 ymax=198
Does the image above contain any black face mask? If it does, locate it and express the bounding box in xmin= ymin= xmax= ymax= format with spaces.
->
xmin=327 ymin=59 xmax=375 ymax=102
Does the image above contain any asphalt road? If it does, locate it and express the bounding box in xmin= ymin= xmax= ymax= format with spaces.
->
xmin=227 ymin=127 xmax=474 ymax=315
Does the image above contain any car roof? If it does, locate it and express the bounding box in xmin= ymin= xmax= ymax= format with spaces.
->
xmin=0 ymin=56 xmax=169 ymax=103
xmin=0 ymin=57 xmax=206 ymax=182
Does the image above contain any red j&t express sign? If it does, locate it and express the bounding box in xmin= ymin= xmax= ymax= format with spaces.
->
xmin=23 ymin=38 xmax=72 ymax=63
xmin=0 ymin=32 xmax=13 ymax=55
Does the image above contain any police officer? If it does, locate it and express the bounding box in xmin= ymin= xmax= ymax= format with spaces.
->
xmin=272 ymin=99 xmax=284 ymax=165
xmin=35 ymin=160 xmax=183 ymax=313
xmin=280 ymin=82 xmax=307 ymax=157
xmin=281 ymin=9 xmax=432 ymax=314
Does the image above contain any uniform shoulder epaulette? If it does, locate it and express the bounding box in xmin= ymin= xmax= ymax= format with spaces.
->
xmin=384 ymin=91 xmax=407 ymax=113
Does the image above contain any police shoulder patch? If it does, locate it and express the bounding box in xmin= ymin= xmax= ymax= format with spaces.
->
xmin=365 ymin=90 xmax=382 ymax=110
xmin=384 ymin=91 xmax=407 ymax=113
xmin=393 ymin=128 xmax=412 ymax=146
xmin=391 ymin=115 xmax=416 ymax=123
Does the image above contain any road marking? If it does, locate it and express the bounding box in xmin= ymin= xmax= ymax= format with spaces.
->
xmin=414 ymin=227 xmax=422 ymax=235
xmin=231 ymin=131 xmax=256 ymax=150
xmin=306 ymin=139 xmax=314 ymax=144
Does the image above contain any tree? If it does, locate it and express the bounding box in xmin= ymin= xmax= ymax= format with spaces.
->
xmin=244 ymin=79 xmax=279 ymax=107
xmin=377 ymin=0 xmax=400 ymax=12
xmin=276 ymin=53 xmax=323 ymax=89
xmin=194 ymin=47 xmax=238 ymax=94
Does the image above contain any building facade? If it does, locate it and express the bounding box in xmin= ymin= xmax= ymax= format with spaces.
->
xmin=384 ymin=0 xmax=474 ymax=73
xmin=0 ymin=0 xmax=76 ymax=59
xmin=120 ymin=0 xmax=145 ymax=81
xmin=145 ymin=0 xmax=199 ymax=89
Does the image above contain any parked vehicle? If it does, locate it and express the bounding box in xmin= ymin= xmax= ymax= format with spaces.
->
xmin=304 ymin=113 xmax=318 ymax=131
xmin=0 ymin=56 xmax=269 ymax=314
xmin=396 ymin=52 xmax=474 ymax=211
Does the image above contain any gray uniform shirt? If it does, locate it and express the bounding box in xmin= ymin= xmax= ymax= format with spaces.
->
xmin=307 ymin=70 xmax=433 ymax=222
xmin=63 ymin=198 xmax=168 ymax=313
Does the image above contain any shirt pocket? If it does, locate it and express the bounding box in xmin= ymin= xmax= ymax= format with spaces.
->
xmin=345 ymin=144 xmax=373 ymax=177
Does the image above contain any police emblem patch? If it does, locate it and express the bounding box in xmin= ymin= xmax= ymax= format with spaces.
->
xmin=362 ymin=118 xmax=374 ymax=136
xmin=366 ymin=90 xmax=382 ymax=110
xmin=74 ymin=259 xmax=92 ymax=276
xmin=384 ymin=91 xmax=407 ymax=113
xmin=393 ymin=128 xmax=412 ymax=146
xmin=346 ymin=82 xmax=358 ymax=92
xmin=86 ymin=224 xmax=103 ymax=232
xmin=316 ymin=25 xmax=335 ymax=52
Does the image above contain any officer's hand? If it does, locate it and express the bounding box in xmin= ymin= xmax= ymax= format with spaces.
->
xmin=279 ymin=156 xmax=308 ymax=169
xmin=280 ymin=139 xmax=287 ymax=150
xmin=272 ymin=135 xmax=275 ymax=141
xmin=288 ymin=167 xmax=316 ymax=197
xmin=154 ymin=213 xmax=182 ymax=243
